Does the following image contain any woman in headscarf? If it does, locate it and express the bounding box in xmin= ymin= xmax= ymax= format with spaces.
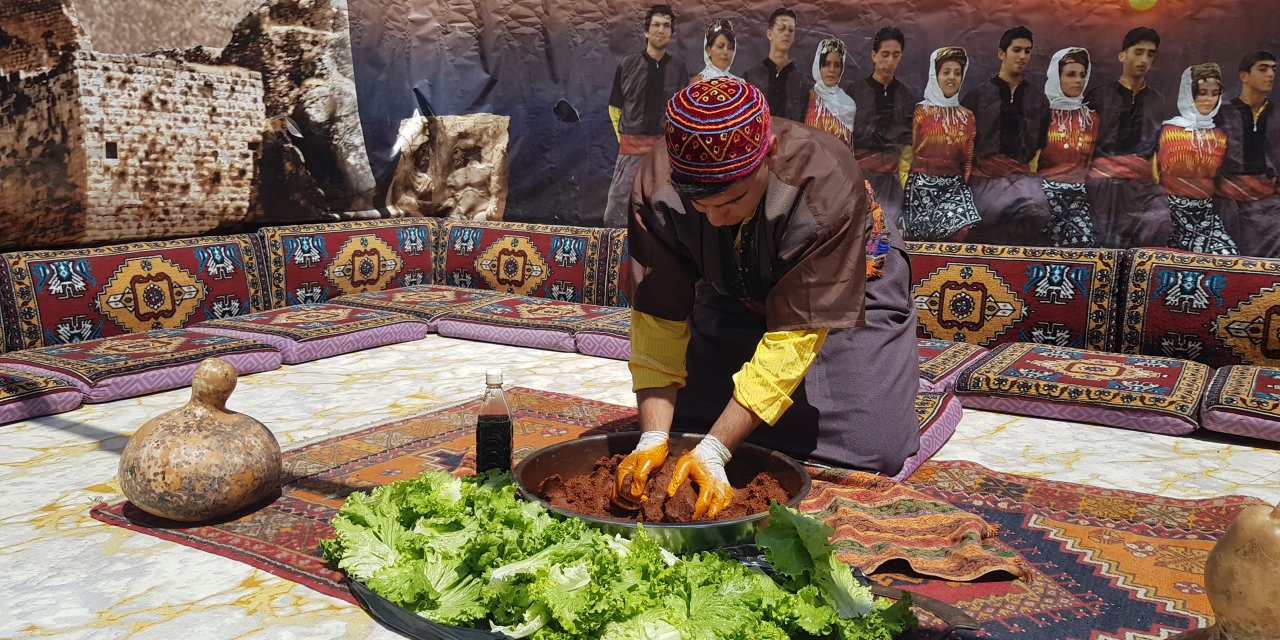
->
xmin=1039 ymin=48 xmax=1100 ymax=247
xmin=804 ymin=38 xmax=858 ymax=148
xmin=690 ymin=20 xmax=739 ymax=84
xmin=902 ymin=47 xmax=979 ymax=241
xmin=1159 ymin=63 xmax=1238 ymax=254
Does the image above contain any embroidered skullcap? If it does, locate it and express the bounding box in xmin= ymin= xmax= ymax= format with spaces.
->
xmin=665 ymin=77 xmax=771 ymax=184
xmin=1191 ymin=62 xmax=1221 ymax=86
xmin=934 ymin=46 xmax=967 ymax=74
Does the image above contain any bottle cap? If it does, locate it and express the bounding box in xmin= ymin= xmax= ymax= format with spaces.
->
xmin=485 ymin=368 xmax=503 ymax=385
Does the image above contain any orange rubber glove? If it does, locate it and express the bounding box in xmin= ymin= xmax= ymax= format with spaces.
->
xmin=666 ymin=435 xmax=734 ymax=519
xmin=613 ymin=431 xmax=669 ymax=507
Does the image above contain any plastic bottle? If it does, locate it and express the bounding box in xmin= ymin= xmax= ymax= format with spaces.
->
xmin=475 ymin=368 xmax=513 ymax=473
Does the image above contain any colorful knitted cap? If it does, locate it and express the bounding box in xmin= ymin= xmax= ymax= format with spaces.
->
xmin=665 ymin=77 xmax=771 ymax=184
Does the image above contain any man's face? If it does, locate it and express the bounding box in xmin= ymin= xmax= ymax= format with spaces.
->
xmin=872 ymin=39 xmax=903 ymax=78
xmin=998 ymin=38 xmax=1033 ymax=75
xmin=645 ymin=14 xmax=673 ymax=50
xmin=767 ymin=16 xmax=796 ymax=55
xmin=689 ymin=162 xmax=770 ymax=227
xmin=1119 ymin=41 xmax=1158 ymax=79
xmin=1242 ymin=60 xmax=1277 ymax=94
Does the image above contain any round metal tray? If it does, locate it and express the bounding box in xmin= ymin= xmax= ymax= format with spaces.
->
xmin=512 ymin=432 xmax=812 ymax=553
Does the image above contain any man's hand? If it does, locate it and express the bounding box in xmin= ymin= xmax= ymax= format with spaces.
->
xmin=667 ymin=435 xmax=734 ymax=519
xmin=612 ymin=431 xmax=669 ymax=508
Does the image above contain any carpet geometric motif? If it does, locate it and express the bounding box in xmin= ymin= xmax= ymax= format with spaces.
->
xmin=438 ymin=221 xmax=608 ymax=304
xmin=1121 ymin=248 xmax=1280 ymax=367
xmin=1204 ymin=365 xmax=1280 ymax=420
xmin=913 ymin=263 xmax=1027 ymax=346
xmin=886 ymin=462 xmax=1262 ymax=638
xmin=333 ymin=285 xmax=506 ymax=324
xmin=324 ymin=234 xmax=402 ymax=296
xmin=197 ymin=304 xmax=422 ymax=342
xmin=0 ymin=366 xmax=74 ymax=404
xmin=578 ymin=308 xmax=631 ymax=338
xmin=94 ymin=256 xmax=207 ymax=333
xmin=1213 ymin=287 xmax=1280 ymax=365
xmin=956 ymin=343 xmax=1209 ymax=424
xmin=475 ymin=235 xmax=551 ymax=296
xmin=88 ymin=389 xmax=1259 ymax=639
xmin=0 ymin=329 xmax=276 ymax=383
xmin=917 ymin=338 xmax=987 ymax=387
xmin=441 ymin=296 xmax=621 ymax=332
xmin=907 ymin=243 xmax=1120 ymax=351
xmin=0 ymin=236 xmax=268 ymax=351
xmin=260 ymin=219 xmax=439 ymax=307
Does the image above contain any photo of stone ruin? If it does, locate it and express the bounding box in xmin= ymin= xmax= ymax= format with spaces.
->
xmin=0 ymin=0 xmax=508 ymax=251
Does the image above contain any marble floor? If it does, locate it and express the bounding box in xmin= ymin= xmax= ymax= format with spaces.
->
xmin=2 ymin=334 xmax=1277 ymax=639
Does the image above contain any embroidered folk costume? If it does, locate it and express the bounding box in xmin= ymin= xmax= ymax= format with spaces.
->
xmin=903 ymin=47 xmax=981 ymax=241
xmin=960 ymin=51 xmax=1052 ymax=245
xmin=1215 ymin=94 xmax=1280 ymax=257
xmin=1083 ymin=70 xmax=1171 ymax=248
xmin=850 ymin=71 xmax=918 ymax=227
xmin=604 ymin=21 xmax=690 ymax=227
xmin=1040 ymin=48 xmax=1101 ymax=247
xmin=1160 ymin=64 xmax=1237 ymax=254
xmin=628 ymin=78 xmax=920 ymax=473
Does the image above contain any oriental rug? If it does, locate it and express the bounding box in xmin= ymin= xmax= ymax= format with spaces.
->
xmin=90 ymin=388 xmax=1261 ymax=639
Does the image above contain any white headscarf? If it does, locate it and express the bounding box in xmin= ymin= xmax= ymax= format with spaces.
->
xmin=698 ymin=20 xmax=740 ymax=81
xmin=1045 ymin=47 xmax=1094 ymax=130
xmin=1165 ymin=64 xmax=1222 ymax=131
xmin=810 ymin=38 xmax=858 ymax=130
xmin=920 ymin=47 xmax=967 ymax=108
xmin=1164 ymin=64 xmax=1223 ymax=151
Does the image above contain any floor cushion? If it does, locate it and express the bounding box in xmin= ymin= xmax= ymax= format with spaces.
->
xmin=434 ymin=296 xmax=622 ymax=352
xmin=0 ymin=329 xmax=282 ymax=403
xmin=894 ymin=391 xmax=964 ymax=482
xmin=258 ymin=219 xmax=439 ymax=307
xmin=0 ymin=235 xmax=270 ymax=352
xmin=437 ymin=220 xmax=611 ymax=304
xmin=906 ymin=243 xmax=1122 ymax=352
xmin=1119 ymin=248 xmax=1280 ymax=367
xmin=573 ymin=309 xmax=630 ymax=360
xmin=601 ymin=227 xmax=631 ymax=308
xmin=194 ymin=304 xmax=429 ymax=365
xmin=1200 ymin=366 xmax=1280 ymax=442
xmin=955 ymin=343 xmax=1210 ymax=436
xmin=917 ymin=338 xmax=988 ymax=393
xmin=332 ymin=285 xmax=506 ymax=331
xmin=0 ymin=366 xmax=82 ymax=425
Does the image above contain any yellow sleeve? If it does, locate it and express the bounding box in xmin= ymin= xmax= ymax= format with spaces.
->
xmin=731 ymin=329 xmax=829 ymax=426
xmin=629 ymin=309 xmax=690 ymax=392
xmin=609 ymin=106 xmax=622 ymax=142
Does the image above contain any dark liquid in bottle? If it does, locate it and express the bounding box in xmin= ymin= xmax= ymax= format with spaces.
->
xmin=476 ymin=414 xmax=513 ymax=473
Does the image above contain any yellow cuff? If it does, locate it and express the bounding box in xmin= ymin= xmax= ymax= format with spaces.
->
xmin=629 ymin=310 xmax=690 ymax=392
xmin=609 ymin=106 xmax=622 ymax=142
xmin=731 ymin=329 xmax=828 ymax=426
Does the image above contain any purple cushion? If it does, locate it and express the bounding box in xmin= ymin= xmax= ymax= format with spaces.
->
xmin=917 ymin=338 xmax=988 ymax=393
xmin=0 ymin=366 xmax=82 ymax=425
xmin=435 ymin=296 xmax=621 ymax=353
xmin=194 ymin=303 xmax=429 ymax=364
xmin=332 ymin=285 xmax=506 ymax=331
xmin=1200 ymin=366 xmax=1280 ymax=442
xmin=894 ymin=392 xmax=963 ymax=482
xmin=955 ymin=343 xmax=1210 ymax=436
xmin=573 ymin=309 xmax=630 ymax=360
xmin=0 ymin=329 xmax=282 ymax=403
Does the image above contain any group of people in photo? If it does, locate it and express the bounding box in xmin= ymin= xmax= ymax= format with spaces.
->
xmin=605 ymin=4 xmax=1280 ymax=257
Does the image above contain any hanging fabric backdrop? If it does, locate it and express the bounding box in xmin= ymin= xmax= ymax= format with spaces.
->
xmin=348 ymin=0 xmax=1280 ymax=235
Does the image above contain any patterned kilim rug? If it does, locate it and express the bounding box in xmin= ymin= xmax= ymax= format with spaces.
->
xmin=91 ymin=388 xmax=1261 ymax=639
